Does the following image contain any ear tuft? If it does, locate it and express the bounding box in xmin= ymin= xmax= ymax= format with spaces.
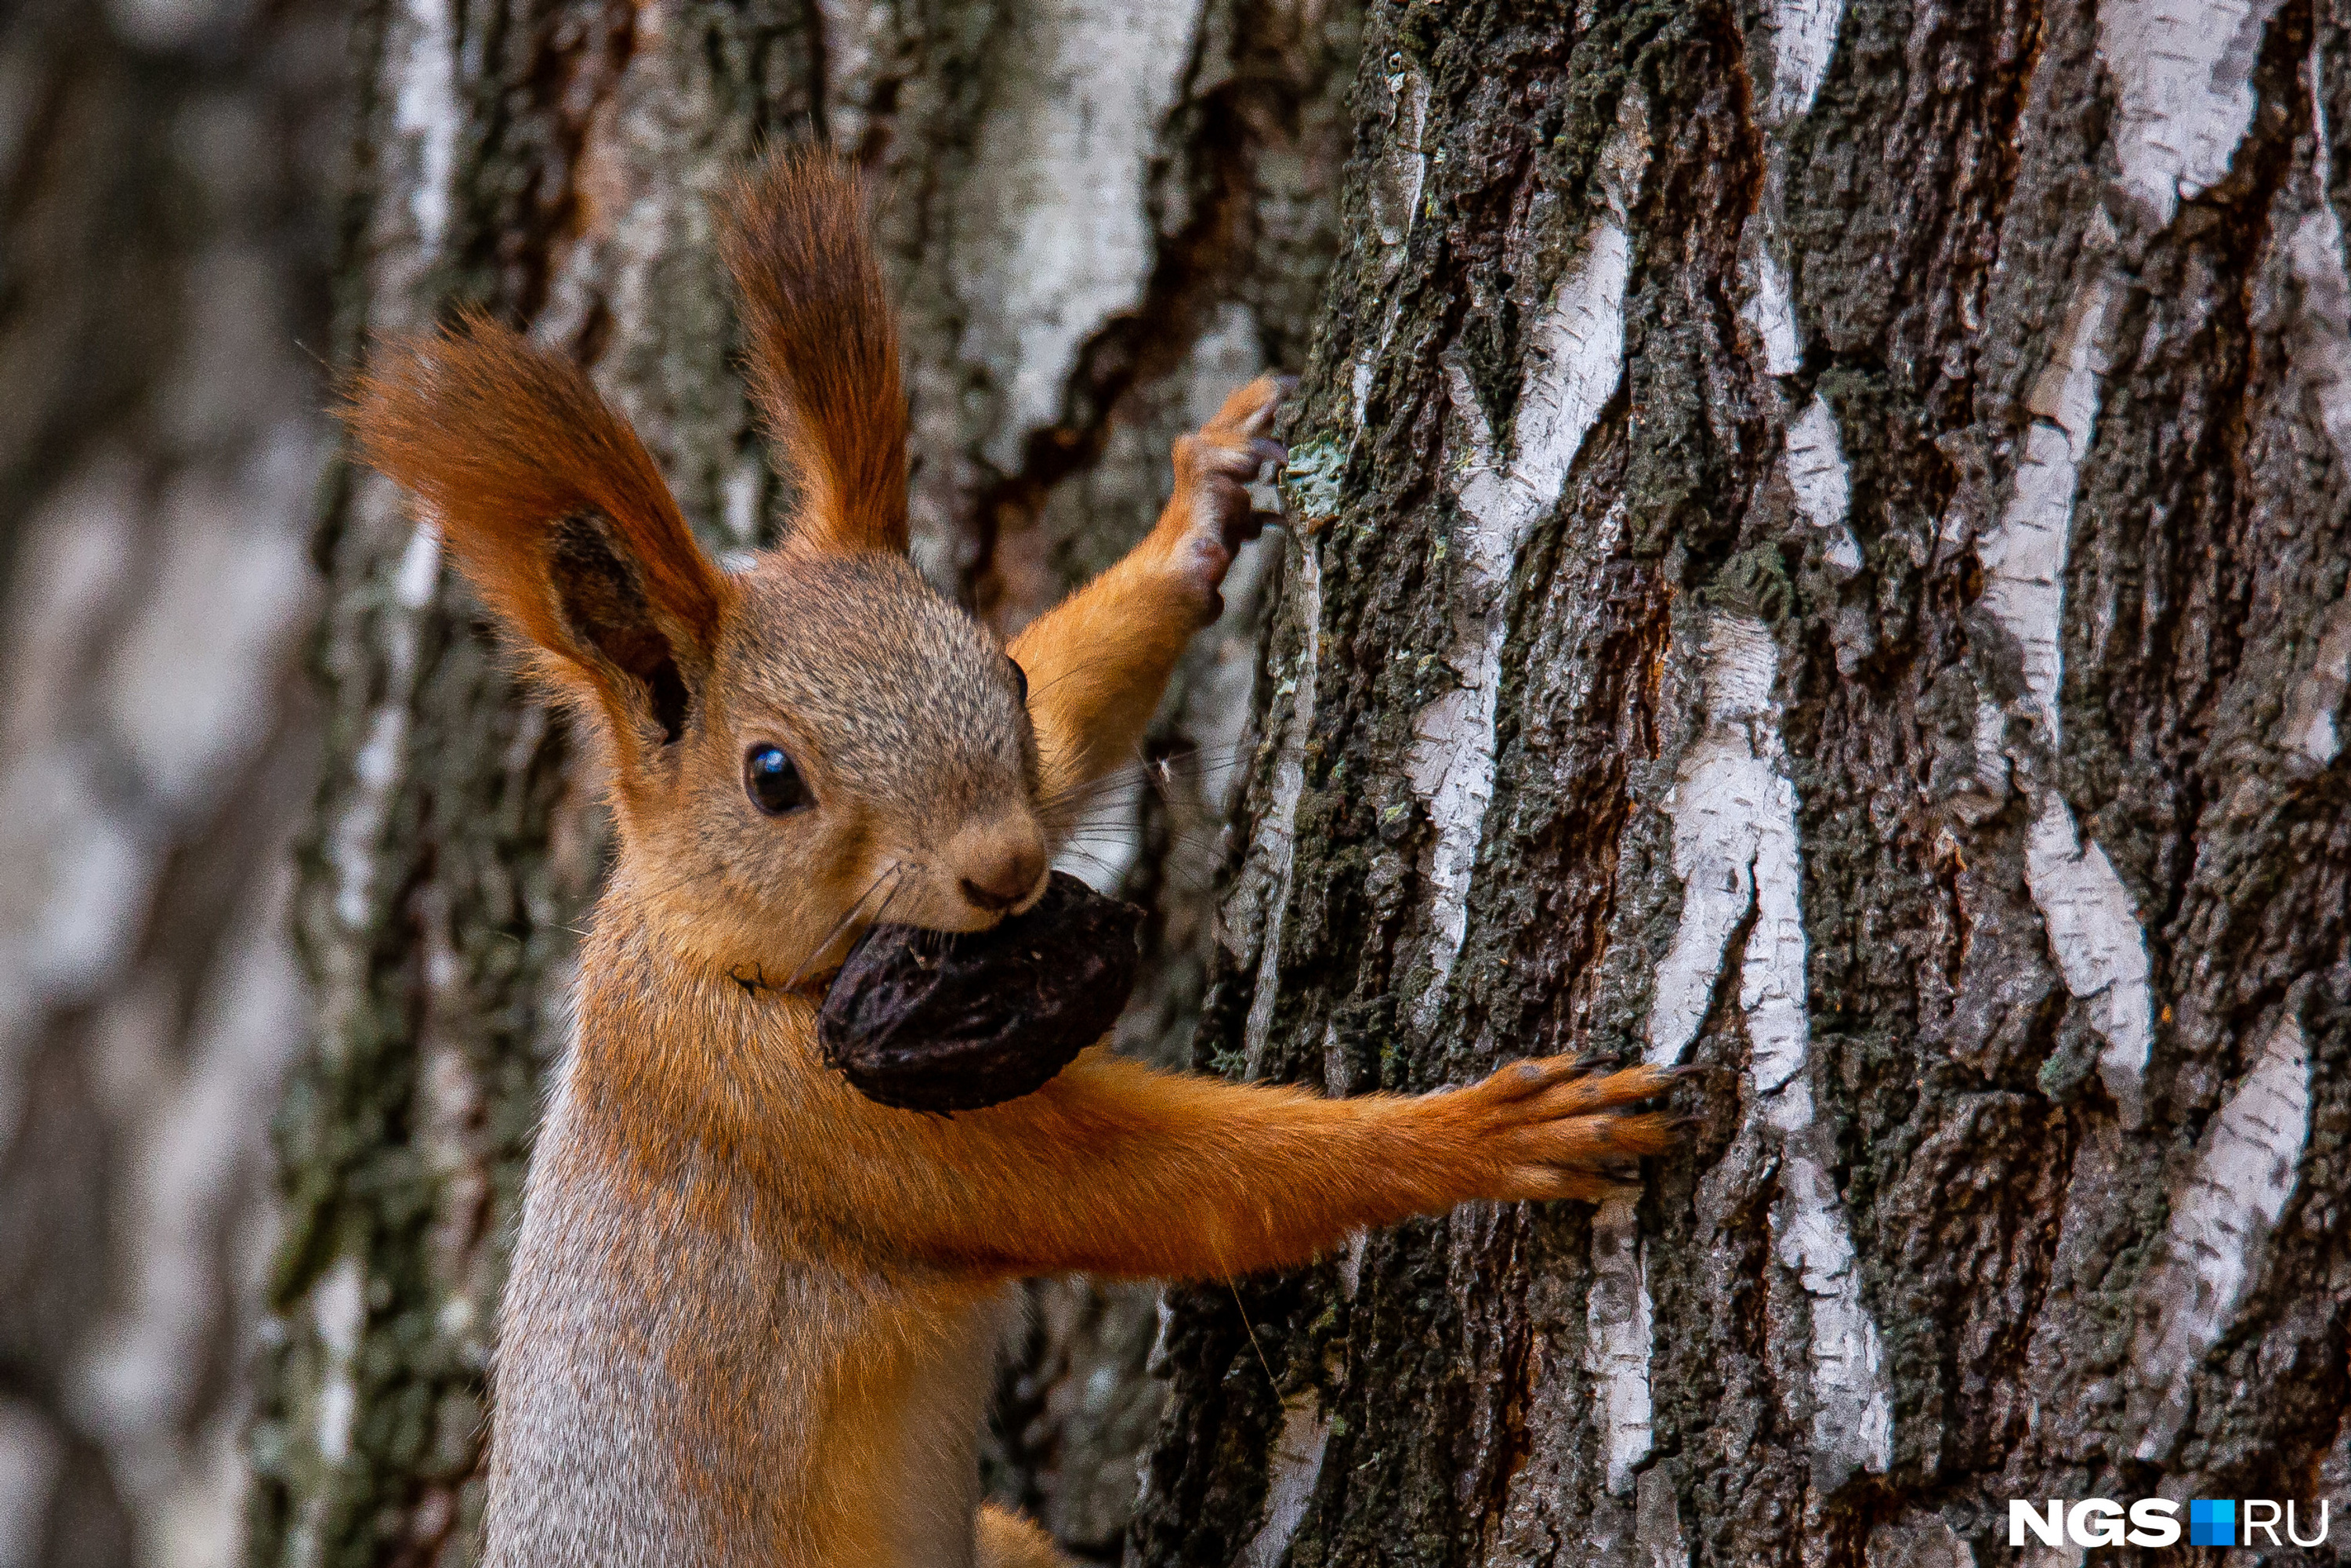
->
xmin=343 ymin=313 xmax=730 ymax=748
xmin=719 ymin=147 xmax=909 ymax=556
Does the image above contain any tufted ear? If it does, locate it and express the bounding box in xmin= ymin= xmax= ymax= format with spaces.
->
xmin=719 ymin=147 xmax=909 ymax=556
xmin=345 ymin=311 xmax=732 ymax=759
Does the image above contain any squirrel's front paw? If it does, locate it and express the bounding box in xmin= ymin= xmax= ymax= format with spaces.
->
xmin=1458 ymin=1058 xmax=1682 ymax=1204
xmin=1161 ymin=375 xmax=1288 ymax=622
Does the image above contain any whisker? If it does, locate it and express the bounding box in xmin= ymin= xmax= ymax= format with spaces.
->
xmin=1035 ymin=741 xmax=1248 ymax=820
xmin=866 ymin=872 xmax=914 ymax=934
xmin=1052 ymin=846 xmax=1128 ymax=892
xmin=1154 ymin=857 xmax=1222 ymax=897
xmin=784 ymin=860 xmax=905 ymax=990
xmin=614 ymin=860 xmax=741 ymax=924
xmin=1006 ymin=648 xmax=1125 ymax=707
xmin=1134 ymin=748 xmax=1244 ymax=809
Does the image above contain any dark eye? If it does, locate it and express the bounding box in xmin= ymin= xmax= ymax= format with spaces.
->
xmin=1008 ymin=657 xmax=1028 ymax=706
xmin=744 ymin=744 xmax=813 ymax=816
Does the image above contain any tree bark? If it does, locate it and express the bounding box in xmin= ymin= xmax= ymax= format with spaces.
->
xmin=1130 ymin=0 xmax=2351 ymax=1566
xmin=243 ymin=1 xmax=1358 ymax=1564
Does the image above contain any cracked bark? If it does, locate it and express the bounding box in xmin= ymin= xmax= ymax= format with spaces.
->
xmin=1130 ymin=0 xmax=2351 ymax=1564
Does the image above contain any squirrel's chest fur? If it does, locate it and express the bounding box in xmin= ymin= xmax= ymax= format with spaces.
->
xmin=484 ymin=972 xmax=1015 ymax=1568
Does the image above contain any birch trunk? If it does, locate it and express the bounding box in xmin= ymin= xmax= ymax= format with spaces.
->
xmin=1132 ymin=0 xmax=2351 ymax=1565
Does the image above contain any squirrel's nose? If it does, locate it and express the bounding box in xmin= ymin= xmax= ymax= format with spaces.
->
xmin=951 ymin=820 xmax=1047 ymax=914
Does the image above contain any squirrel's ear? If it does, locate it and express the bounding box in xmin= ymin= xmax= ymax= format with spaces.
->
xmin=345 ymin=313 xmax=731 ymax=752
xmin=719 ymin=147 xmax=909 ymax=557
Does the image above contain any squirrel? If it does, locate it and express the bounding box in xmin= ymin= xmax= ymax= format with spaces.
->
xmin=346 ymin=149 xmax=1679 ymax=1568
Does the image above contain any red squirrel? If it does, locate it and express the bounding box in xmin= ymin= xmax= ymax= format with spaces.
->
xmin=347 ymin=150 xmax=1676 ymax=1568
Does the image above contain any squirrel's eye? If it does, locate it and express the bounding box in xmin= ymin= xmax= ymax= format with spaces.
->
xmin=1008 ymin=657 xmax=1029 ymax=706
xmin=744 ymin=744 xmax=813 ymax=816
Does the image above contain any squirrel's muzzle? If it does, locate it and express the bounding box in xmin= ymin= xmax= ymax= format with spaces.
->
xmin=947 ymin=817 xmax=1047 ymax=915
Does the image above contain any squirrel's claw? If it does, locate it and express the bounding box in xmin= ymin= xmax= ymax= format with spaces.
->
xmin=1165 ymin=376 xmax=1295 ymax=623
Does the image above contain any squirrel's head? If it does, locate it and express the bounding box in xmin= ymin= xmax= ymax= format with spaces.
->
xmin=346 ymin=151 xmax=1054 ymax=983
xmin=654 ymin=545 xmax=1050 ymax=972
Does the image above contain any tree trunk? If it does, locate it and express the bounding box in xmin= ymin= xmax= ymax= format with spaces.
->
xmin=242 ymin=1 xmax=1359 ymax=1563
xmin=1130 ymin=0 xmax=2351 ymax=1565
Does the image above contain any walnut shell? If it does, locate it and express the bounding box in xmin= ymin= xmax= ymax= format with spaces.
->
xmin=817 ymin=871 xmax=1143 ymax=1113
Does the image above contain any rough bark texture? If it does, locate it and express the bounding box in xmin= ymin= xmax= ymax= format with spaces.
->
xmin=0 ymin=0 xmax=341 ymax=1563
xmin=243 ymin=1 xmax=1359 ymax=1564
xmin=1130 ymin=0 xmax=2351 ymax=1566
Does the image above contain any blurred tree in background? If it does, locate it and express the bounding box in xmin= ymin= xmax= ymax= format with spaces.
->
xmin=0 ymin=0 xmax=340 ymax=1562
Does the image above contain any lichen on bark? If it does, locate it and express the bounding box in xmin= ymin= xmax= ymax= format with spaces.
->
xmin=1131 ymin=0 xmax=2351 ymax=1563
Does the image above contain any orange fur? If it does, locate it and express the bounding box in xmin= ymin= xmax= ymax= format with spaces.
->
xmin=344 ymin=312 xmax=734 ymax=806
xmin=348 ymin=149 xmax=1679 ymax=1568
xmin=1011 ymin=376 xmax=1284 ymax=807
xmin=580 ymin=938 xmax=1677 ymax=1278
xmin=346 ymin=312 xmax=729 ymax=666
xmin=975 ymin=1504 xmax=1070 ymax=1568
xmin=719 ymin=149 xmax=909 ymax=555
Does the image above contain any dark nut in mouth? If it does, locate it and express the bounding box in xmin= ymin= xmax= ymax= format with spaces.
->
xmin=818 ymin=871 xmax=1143 ymax=1113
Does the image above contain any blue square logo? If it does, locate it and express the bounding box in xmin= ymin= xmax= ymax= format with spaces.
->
xmin=2190 ymin=1499 xmax=2236 ymax=1547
